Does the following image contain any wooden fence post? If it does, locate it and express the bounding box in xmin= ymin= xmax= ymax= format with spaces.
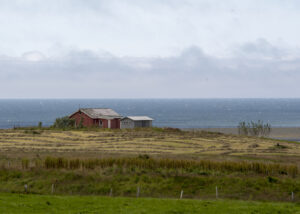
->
xmin=24 ymin=184 xmax=28 ymax=193
xmin=51 ymin=184 xmax=54 ymax=194
xmin=292 ymin=192 xmax=294 ymax=201
xmin=180 ymin=190 xmax=183 ymax=199
xmin=216 ymin=186 xmax=218 ymax=199
xmin=136 ymin=186 xmax=140 ymax=198
xmin=109 ymin=188 xmax=113 ymax=197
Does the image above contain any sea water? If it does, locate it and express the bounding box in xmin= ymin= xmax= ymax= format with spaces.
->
xmin=0 ymin=99 xmax=300 ymax=129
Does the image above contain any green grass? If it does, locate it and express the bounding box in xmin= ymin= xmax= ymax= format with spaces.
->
xmin=0 ymin=193 xmax=299 ymax=214
xmin=0 ymin=168 xmax=299 ymax=202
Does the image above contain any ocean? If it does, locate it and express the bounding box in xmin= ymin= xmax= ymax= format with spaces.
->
xmin=0 ymin=99 xmax=300 ymax=129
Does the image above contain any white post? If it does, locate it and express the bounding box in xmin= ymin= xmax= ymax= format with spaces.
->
xmin=51 ymin=184 xmax=54 ymax=194
xmin=109 ymin=188 xmax=113 ymax=197
xmin=216 ymin=186 xmax=218 ymax=199
xmin=292 ymin=192 xmax=294 ymax=201
xmin=180 ymin=190 xmax=183 ymax=199
xmin=24 ymin=184 xmax=28 ymax=193
xmin=137 ymin=186 xmax=140 ymax=198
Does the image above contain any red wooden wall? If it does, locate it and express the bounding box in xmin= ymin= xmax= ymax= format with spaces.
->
xmin=69 ymin=111 xmax=120 ymax=129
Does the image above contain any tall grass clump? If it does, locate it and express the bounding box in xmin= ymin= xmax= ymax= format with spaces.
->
xmin=21 ymin=159 xmax=29 ymax=169
xmin=39 ymin=157 xmax=298 ymax=177
xmin=44 ymin=157 xmax=68 ymax=169
xmin=238 ymin=120 xmax=271 ymax=137
xmin=69 ymin=159 xmax=80 ymax=169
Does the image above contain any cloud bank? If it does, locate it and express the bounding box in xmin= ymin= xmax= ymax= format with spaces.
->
xmin=1 ymin=39 xmax=300 ymax=98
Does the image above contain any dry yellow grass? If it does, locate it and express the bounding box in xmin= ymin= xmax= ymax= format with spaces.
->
xmin=0 ymin=128 xmax=300 ymax=164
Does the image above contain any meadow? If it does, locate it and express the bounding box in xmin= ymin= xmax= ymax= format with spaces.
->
xmin=1 ymin=127 xmax=300 ymax=163
xmin=0 ymin=127 xmax=299 ymax=212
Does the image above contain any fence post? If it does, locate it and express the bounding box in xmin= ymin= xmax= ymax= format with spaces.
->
xmin=109 ymin=188 xmax=113 ymax=197
xmin=216 ymin=186 xmax=218 ymax=199
xmin=136 ymin=186 xmax=140 ymax=198
xmin=51 ymin=184 xmax=54 ymax=194
xmin=292 ymin=192 xmax=294 ymax=201
xmin=24 ymin=184 xmax=28 ymax=193
xmin=180 ymin=190 xmax=183 ymax=199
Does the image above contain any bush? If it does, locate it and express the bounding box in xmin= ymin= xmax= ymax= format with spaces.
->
xmin=52 ymin=116 xmax=75 ymax=129
xmin=38 ymin=121 xmax=42 ymax=128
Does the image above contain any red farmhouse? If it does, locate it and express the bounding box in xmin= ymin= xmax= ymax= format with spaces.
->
xmin=69 ymin=108 xmax=122 ymax=129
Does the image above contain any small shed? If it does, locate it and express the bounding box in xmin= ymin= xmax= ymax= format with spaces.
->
xmin=69 ymin=108 xmax=122 ymax=129
xmin=121 ymin=116 xmax=153 ymax=129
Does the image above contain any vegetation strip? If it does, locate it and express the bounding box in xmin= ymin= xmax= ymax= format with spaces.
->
xmin=0 ymin=193 xmax=299 ymax=213
xmin=0 ymin=157 xmax=299 ymax=202
xmin=37 ymin=156 xmax=298 ymax=177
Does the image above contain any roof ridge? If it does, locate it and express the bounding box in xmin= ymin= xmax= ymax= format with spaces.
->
xmin=78 ymin=108 xmax=121 ymax=119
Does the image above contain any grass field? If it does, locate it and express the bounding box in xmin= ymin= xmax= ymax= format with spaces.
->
xmin=0 ymin=193 xmax=299 ymax=214
xmin=0 ymin=166 xmax=299 ymax=201
xmin=1 ymin=128 xmax=300 ymax=163
xmin=0 ymin=128 xmax=299 ymax=206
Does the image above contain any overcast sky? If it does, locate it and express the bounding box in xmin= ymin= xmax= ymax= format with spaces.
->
xmin=1 ymin=0 xmax=300 ymax=98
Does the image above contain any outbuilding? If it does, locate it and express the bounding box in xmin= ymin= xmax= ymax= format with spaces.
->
xmin=69 ymin=108 xmax=122 ymax=129
xmin=121 ymin=116 xmax=153 ymax=129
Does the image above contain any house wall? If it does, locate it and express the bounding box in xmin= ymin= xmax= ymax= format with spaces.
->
xmin=120 ymin=118 xmax=134 ymax=129
xmin=134 ymin=120 xmax=152 ymax=127
xmin=70 ymin=112 xmax=120 ymax=129
xmin=70 ymin=111 xmax=94 ymax=127
xmin=121 ymin=119 xmax=152 ymax=129
xmin=110 ymin=118 xmax=120 ymax=129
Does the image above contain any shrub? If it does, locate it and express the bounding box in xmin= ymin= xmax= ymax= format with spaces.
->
xmin=52 ymin=117 xmax=75 ymax=129
xmin=268 ymin=176 xmax=278 ymax=183
xmin=38 ymin=121 xmax=42 ymax=128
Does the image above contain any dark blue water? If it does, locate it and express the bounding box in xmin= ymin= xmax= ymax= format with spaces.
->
xmin=0 ymin=99 xmax=300 ymax=129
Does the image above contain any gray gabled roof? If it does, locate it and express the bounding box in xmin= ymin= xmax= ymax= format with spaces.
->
xmin=122 ymin=116 xmax=153 ymax=121
xmin=78 ymin=108 xmax=122 ymax=119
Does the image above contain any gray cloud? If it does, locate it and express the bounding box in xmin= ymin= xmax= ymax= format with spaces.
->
xmin=1 ymin=42 xmax=300 ymax=98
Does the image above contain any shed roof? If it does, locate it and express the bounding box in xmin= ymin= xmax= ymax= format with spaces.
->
xmin=122 ymin=116 xmax=153 ymax=121
xmin=77 ymin=108 xmax=122 ymax=119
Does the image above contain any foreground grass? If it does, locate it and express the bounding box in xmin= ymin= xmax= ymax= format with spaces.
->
xmin=0 ymin=193 xmax=299 ymax=214
xmin=0 ymin=167 xmax=299 ymax=202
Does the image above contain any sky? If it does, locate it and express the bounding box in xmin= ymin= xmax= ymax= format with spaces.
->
xmin=0 ymin=0 xmax=300 ymax=98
